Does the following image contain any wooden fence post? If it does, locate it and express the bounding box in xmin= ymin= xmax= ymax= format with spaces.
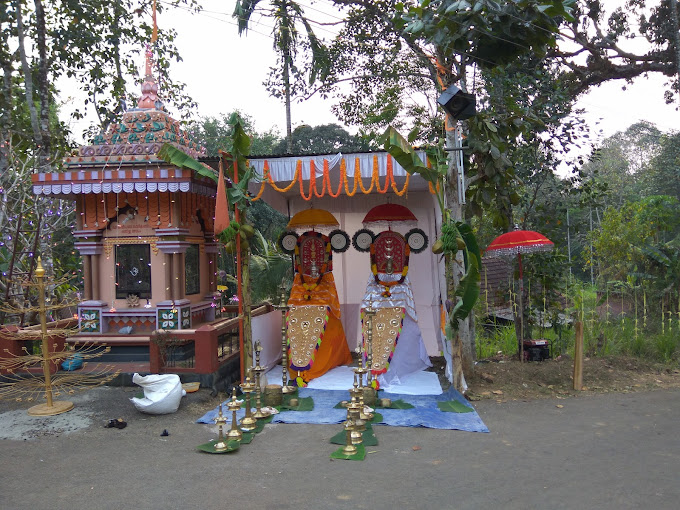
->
xmin=573 ymin=321 xmax=583 ymax=390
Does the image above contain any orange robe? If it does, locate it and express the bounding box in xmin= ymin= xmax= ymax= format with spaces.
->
xmin=287 ymin=271 xmax=352 ymax=384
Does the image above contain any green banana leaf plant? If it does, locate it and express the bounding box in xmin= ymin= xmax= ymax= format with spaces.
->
xmin=160 ymin=113 xmax=257 ymax=369
xmin=157 ymin=143 xmax=217 ymax=181
xmin=381 ymin=126 xmax=481 ymax=337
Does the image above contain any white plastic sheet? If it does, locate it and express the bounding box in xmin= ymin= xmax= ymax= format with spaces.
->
xmin=130 ymin=373 xmax=185 ymax=415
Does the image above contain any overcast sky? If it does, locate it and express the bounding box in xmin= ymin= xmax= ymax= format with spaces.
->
xmin=64 ymin=0 xmax=680 ymax=150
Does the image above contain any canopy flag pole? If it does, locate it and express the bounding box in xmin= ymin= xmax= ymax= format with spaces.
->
xmin=152 ymin=0 xmax=158 ymax=44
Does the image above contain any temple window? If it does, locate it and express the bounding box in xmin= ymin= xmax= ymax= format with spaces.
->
xmin=185 ymin=244 xmax=200 ymax=295
xmin=115 ymin=244 xmax=152 ymax=299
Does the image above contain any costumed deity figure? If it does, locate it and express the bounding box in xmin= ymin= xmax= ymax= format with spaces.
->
xmin=355 ymin=204 xmax=432 ymax=389
xmin=279 ymin=209 xmax=353 ymax=387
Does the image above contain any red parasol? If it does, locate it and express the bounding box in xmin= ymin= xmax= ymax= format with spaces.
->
xmin=362 ymin=204 xmax=417 ymax=227
xmin=485 ymin=230 xmax=554 ymax=257
xmin=485 ymin=228 xmax=554 ymax=361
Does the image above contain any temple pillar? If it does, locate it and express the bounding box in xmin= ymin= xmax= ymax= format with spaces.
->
xmin=164 ymin=253 xmax=172 ymax=300
xmin=179 ymin=251 xmax=186 ymax=300
xmin=73 ymin=232 xmax=103 ymax=302
xmin=172 ymin=252 xmax=182 ymax=300
xmin=74 ymin=231 xmax=107 ymax=334
xmin=91 ymin=255 xmax=100 ymax=301
xmin=82 ymin=255 xmax=92 ymax=301
xmin=156 ymin=229 xmax=191 ymax=329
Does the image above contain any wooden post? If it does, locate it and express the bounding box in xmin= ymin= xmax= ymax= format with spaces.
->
xmin=233 ymin=159 xmax=245 ymax=383
xmin=573 ymin=321 xmax=583 ymax=390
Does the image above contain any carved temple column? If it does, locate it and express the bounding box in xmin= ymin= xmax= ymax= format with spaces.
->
xmin=164 ymin=253 xmax=173 ymax=301
xmin=74 ymin=231 xmax=107 ymax=334
xmin=156 ymin=229 xmax=191 ymax=330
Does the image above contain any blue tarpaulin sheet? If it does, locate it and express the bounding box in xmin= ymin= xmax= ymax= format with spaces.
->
xmin=196 ymin=386 xmax=488 ymax=433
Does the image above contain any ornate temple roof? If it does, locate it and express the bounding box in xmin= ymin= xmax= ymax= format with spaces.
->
xmin=32 ymin=45 xmax=213 ymax=197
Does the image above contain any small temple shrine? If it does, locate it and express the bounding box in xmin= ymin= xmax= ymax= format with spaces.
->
xmin=30 ymin=46 xmax=232 ymax=376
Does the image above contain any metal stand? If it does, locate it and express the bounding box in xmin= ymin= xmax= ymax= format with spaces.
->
xmin=213 ymin=404 xmax=229 ymax=452
xmin=239 ymin=373 xmax=257 ymax=431
xmin=226 ymin=389 xmax=243 ymax=442
xmin=364 ymin=306 xmax=376 ymax=386
xmin=273 ymin=285 xmax=296 ymax=394
xmin=251 ymin=341 xmax=270 ymax=419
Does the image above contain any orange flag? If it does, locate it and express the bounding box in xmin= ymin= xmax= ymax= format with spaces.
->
xmin=214 ymin=160 xmax=230 ymax=235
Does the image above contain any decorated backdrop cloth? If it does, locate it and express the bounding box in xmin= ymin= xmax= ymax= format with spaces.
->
xmin=361 ymin=274 xmax=431 ymax=387
xmin=287 ymin=272 xmax=352 ymax=384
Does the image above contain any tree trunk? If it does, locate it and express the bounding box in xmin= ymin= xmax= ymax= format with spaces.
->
xmin=444 ymin=123 xmax=474 ymax=389
xmin=34 ymin=0 xmax=51 ymax=172
xmin=0 ymin=53 xmax=11 ymax=177
xmin=283 ymin=52 xmax=293 ymax=153
xmin=15 ymin=1 xmax=44 ymax=161
xmin=670 ymin=0 xmax=680 ymax=104
xmin=242 ymin=219 xmax=253 ymax=370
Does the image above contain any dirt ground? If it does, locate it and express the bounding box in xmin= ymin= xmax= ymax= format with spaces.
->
xmin=442 ymin=354 xmax=680 ymax=402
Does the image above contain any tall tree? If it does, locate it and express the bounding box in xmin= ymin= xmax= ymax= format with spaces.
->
xmin=642 ymin=131 xmax=680 ymax=200
xmin=233 ymin=0 xmax=329 ymax=152
xmin=187 ymin=111 xmax=282 ymax=157
xmin=271 ymin=123 xmax=370 ymax=154
xmin=321 ymin=0 xmax=574 ymax=381
xmin=556 ymin=0 xmax=680 ymax=102
xmin=0 ymin=1 xmax=200 ymax=323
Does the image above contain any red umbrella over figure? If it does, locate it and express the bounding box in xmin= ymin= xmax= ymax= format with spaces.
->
xmin=485 ymin=228 xmax=554 ymax=362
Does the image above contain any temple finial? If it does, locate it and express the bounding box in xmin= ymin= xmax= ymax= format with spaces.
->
xmin=137 ymin=0 xmax=161 ymax=110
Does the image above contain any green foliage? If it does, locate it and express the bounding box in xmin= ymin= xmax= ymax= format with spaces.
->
xmin=642 ymin=130 xmax=680 ymax=199
xmin=44 ymin=0 xmax=198 ymax=131
xmin=234 ymin=0 xmax=330 ymax=148
xmin=247 ymin=201 xmax=288 ymax=242
xmin=272 ymin=123 xmax=370 ymax=155
xmin=590 ymin=195 xmax=680 ymax=283
xmin=447 ymin=221 xmax=481 ymax=334
xmin=579 ymin=122 xmax=663 ymax=209
xmin=381 ymin=125 xmax=480 ymax=337
xmin=381 ymin=125 xmax=446 ymax=211
xmin=156 ymin=143 xmax=217 ymax=181
xmin=475 ymin=325 xmax=527 ymax=358
xmin=186 ymin=111 xmax=282 ymax=157
xmin=395 ymin=0 xmax=573 ymax=69
xmin=559 ymin=0 xmax=680 ymax=100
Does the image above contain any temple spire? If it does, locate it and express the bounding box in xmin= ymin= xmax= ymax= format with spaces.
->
xmin=137 ymin=0 xmax=161 ymax=110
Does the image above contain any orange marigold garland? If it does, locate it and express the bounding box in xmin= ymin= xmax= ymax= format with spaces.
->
xmin=265 ymin=159 xmax=300 ymax=193
xmin=324 ymin=158 xmax=344 ymax=198
xmin=344 ymin=158 xmax=360 ymax=197
xmin=300 ymin=160 xmax=316 ymax=201
xmin=312 ymin=160 xmax=326 ymax=199
xmin=377 ymin=155 xmax=390 ymax=194
xmin=255 ymin=155 xmax=413 ymax=199
xmin=359 ymin=156 xmax=376 ymax=193
xmin=387 ymin=155 xmax=410 ymax=196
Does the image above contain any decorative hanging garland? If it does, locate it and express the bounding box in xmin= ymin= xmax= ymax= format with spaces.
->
xmin=370 ymin=243 xmax=410 ymax=298
xmin=323 ymin=159 xmax=344 ymax=198
xmin=251 ymin=156 xmax=424 ymax=201
xmin=388 ymin=154 xmax=410 ymax=196
xmin=344 ymin=159 xmax=360 ymax=197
